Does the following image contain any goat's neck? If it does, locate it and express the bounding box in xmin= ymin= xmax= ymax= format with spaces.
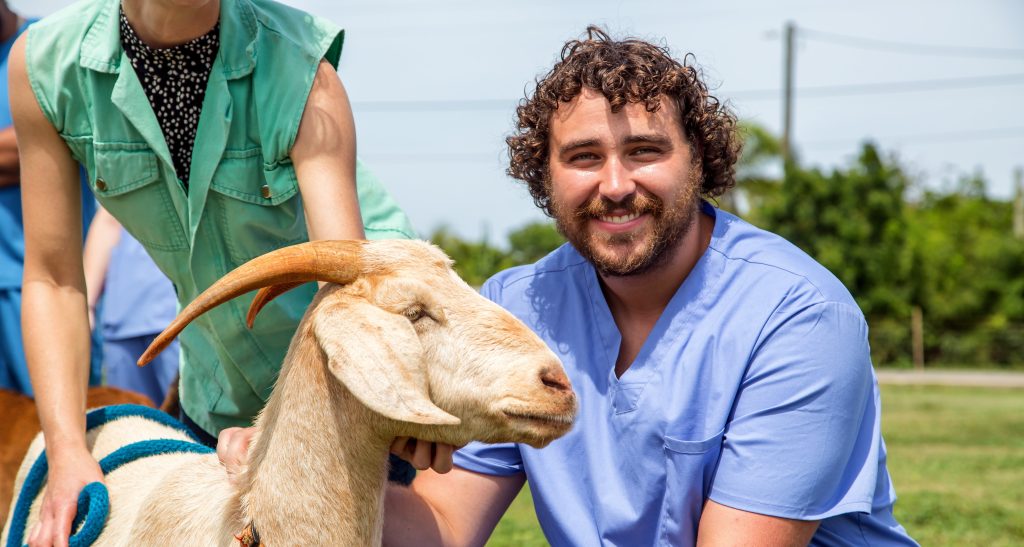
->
xmin=241 ymin=341 xmax=393 ymax=546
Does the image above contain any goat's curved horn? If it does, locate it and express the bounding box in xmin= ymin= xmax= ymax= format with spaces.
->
xmin=247 ymin=282 xmax=305 ymax=328
xmin=138 ymin=240 xmax=366 ymax=366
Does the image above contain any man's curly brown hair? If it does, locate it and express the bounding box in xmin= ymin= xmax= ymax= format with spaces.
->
xmin=507 ymin=26 xmax=742 ymax=216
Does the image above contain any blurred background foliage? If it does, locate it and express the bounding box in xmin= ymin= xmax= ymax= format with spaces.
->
xmin=429 ymin=124 xmax=1024 ymax=368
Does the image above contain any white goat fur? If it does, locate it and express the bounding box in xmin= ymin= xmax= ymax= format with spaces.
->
xmin=2 ymin=240 xmax=576 ymax=546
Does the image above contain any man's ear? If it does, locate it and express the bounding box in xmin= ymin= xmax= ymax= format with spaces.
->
xmin=312 ymin=297 xmax=460 ymax=425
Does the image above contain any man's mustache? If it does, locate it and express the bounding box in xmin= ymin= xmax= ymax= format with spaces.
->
xmin=573 ymin=192 xmax=664 ymax=220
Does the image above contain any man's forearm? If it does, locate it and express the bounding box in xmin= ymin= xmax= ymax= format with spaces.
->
xmin=383 ymin=484 xmax=449 ymax=547
xmin=383 ymin=467 xmax=524 ymax=547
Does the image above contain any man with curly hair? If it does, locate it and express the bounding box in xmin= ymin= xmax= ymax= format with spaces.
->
xmin=389 ymin=26 xmax=917 ymax=545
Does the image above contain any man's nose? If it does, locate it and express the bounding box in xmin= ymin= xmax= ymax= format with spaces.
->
xmin=598 ymin=157 xmax=636 ymax=203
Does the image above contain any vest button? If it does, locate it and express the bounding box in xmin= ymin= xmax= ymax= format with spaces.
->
xmin=96 ymin=178 xmax=107 ymax=191
xmin=260 ymin=185 xmax=271 ymax=199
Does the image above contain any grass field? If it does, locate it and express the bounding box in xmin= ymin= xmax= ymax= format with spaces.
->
xmin=487 ymin=384 xmax=1024 ymax=546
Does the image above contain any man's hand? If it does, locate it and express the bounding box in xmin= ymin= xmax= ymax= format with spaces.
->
xmin=390 ymin=437 xmax=459 ymax=474
xmin=218 ymin=427 xmax=459 ymax=478
xmin=28 ymin=449 xmax=103 ymax=547
xmin=217 ymin=426 xmax=257 ymax=487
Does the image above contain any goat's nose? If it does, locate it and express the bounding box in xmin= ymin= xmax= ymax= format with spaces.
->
xmin=539 ymin=367 xmax=571 ymax=393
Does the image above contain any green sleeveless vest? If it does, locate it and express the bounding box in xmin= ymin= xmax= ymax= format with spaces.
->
xmin=26 ymin=0 xmax=416 ymax=433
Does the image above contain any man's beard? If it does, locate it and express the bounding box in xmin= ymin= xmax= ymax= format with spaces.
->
xmin=552 ymin=183 xmax=701 ymax=277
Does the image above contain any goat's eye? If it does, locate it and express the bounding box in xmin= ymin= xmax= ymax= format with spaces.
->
xmin=403 ymin=306 xmax=428 ymax=322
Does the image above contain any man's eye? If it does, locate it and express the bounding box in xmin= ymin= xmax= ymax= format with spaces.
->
xmin=631 ymin=147 xmax=660 ymax=157
xmin=569 ymin=152 xmax=599 ymax=162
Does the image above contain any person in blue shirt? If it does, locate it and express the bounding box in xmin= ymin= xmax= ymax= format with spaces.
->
xmin=0 ymin=2 xmax=100 ymax=396
xmin=380 ymin=27 xmax=918 ymax=545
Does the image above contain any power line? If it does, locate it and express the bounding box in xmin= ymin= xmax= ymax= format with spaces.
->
xmin=359 ymin=151 xmax=504 ymax=164
xmin=803 ymin=126 xmax=1024 ymax=149
xmin=727 ymin=72 xmax=1024 ymax=100
xmin=353 ymin=73 xmax=1024 ymax=112
xmin=799 ymin=28 xmax=1024 ymax=60
xmin=353 ymin=99 xmax=513 ymax=112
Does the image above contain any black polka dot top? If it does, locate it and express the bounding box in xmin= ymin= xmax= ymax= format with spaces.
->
xmin=120 ymin=8 xmax=220 ymax=189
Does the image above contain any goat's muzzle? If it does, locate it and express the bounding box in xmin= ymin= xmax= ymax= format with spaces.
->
xmin=493 ymin=382 xmax=577 ymax=448
xmin=539 ymin=367 xmax=572 ymax=393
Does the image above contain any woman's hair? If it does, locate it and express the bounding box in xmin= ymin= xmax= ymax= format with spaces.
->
xmin=507 ymin=26 xmax=742 ymax=215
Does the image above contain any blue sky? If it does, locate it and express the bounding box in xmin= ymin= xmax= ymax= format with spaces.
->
xmin=19 ymin=0 xmax=1024 ymax=243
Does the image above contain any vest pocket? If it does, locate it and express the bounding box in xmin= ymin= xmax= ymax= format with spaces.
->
xmin=660 ymin=429 xmax=725 ymax=546
xmin=209 ymin=150 xmax=306 ymax=264
xmin=92 ymin=143 xmax=188 ymax=252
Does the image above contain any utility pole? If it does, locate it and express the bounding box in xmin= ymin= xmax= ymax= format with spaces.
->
xmin=781 ymin=21 xmax=796 ymax=165
xmin=1014 ymin=166 xmax=1023 ymax=239
xmin=911 ymin=306 xmax=925 ymax=370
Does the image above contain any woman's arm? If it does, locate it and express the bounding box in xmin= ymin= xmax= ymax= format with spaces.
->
xmin=291 ymin=60 xmax=365 ymax=242
xmin=9 ymin=31 xmax=104 ymax=547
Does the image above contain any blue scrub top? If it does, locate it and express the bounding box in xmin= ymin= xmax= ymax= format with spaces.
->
xmin=454 ymin=203 xmax=917 ymax=546
xmin=0 ymin=18 xmax=95 ymax=289
xmin=100 ymin=228 xmax=177 ymax=340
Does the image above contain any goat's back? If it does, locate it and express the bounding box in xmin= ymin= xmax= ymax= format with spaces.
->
xmin=0 ymin=387 xmax=156 ymax=529
xmin=1 ymin=409 xmax=233 ymax=546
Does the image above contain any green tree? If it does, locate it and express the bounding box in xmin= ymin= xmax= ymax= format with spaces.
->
xmin=758 ymin=143 xmax=914 ymax=362
xmin=906 ymin=177 xmax=1024 ymax=365
xmin=762 ymin=143 xmax=912 ymax=317
xmin=506 ymin=222 xmax=565 ymax=266
xmin=429 ymin=222 xmax=564 ymax=287
xmin=429 ymin=226 xmax=511 ymax=287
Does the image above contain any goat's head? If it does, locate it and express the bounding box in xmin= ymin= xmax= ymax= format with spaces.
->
xmin=139 ymin=240 xmax=577 ymax=448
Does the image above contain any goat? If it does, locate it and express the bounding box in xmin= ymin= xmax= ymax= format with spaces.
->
xmin=0 ymin=387 xmax=155 ymax=531
xmin=2 ymin=239 xmax=577 ymax=545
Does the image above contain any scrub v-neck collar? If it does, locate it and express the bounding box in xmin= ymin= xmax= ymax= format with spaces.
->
xmin=583 ymin=201 xmax=728 ymax=414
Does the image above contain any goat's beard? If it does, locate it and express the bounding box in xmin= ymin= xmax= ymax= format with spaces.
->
xmin=551 ymin=181 xmax=701 ymax=277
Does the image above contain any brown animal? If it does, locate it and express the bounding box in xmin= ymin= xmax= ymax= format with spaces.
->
xmin=0 ymin=386 xmax=155 ymax=529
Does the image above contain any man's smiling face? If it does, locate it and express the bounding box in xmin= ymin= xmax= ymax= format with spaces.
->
xmin=546 ymin=88 xmax=703 ymax=277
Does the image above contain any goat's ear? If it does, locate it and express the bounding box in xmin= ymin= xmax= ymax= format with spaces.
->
xmin=313 ymin=298 xmax=461 ymax=426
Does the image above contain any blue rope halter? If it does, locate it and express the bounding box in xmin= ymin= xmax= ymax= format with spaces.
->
xmin=5 ymin=405 xmax=215 ymax=547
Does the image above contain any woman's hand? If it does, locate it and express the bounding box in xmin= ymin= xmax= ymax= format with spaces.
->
xmin=28 ymin=448 xmax=103 ymax=547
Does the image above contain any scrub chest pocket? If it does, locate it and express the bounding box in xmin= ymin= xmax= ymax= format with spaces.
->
xmin=92 ymin=143 xmax=188 ymax=252
xmin=209 ymin=149 xmax=306 ymax=264
xmin=660 ymin=429 xmax=725 ymax=545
